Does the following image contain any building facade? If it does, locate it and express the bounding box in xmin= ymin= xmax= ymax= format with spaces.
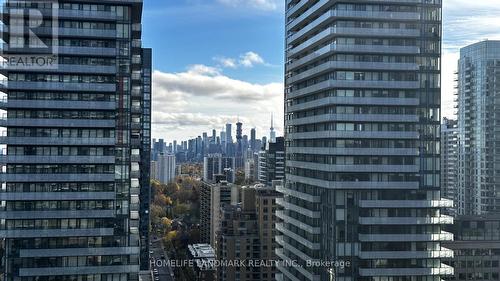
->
xmin=0 ymin=0 xmax=150 ymax=279
xmin=188 ymin=244 xmax=216 ymax=281
xmin=457 ymin=41 xmax=500 ymax=215
xmin=203 ymin=153 xmax=235 ymax=183
xmin=258 ymin=136 xmax=285 ymax=187
xmin=215 ymin=185 xmax=280 ymax=281
xmin=209 ymin=181 xmax=233 ymax=248
xmin=441 ymin=117 xmax=458 ymax=215
xmin=443 ymin=215 xmax=500 ymax=281
xmin=280 ymin=1 xmax=451 ymax=280
xmin=156 ymin=153 xmax=176 ymax=184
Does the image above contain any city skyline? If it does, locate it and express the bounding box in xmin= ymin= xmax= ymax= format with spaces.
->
xmin=143 ymin=0 xmax=500 ymax=140
xmin=1 ymin=0 xmax=500 ymax=280
xmin=153 ymin=117 xmax=277 ymax=145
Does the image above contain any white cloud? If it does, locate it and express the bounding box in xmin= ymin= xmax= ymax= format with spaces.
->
xmin=152 ymin=66 xmax=283 ymax=140
xmin=214 ymin=51 xmax=267 ymax=69
xmin=214 ymin=56 xmax=238 ymax=68
xmin=186 ymin=64 xmax=221 ymax=76
xmin=239 ymin=51 xmax=265 ymax=67
xmin=216 ymin=0 xmax=280 ymax=11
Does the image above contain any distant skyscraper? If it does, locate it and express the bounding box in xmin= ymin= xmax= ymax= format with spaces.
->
xmin=250 ymin=128 xmax=257 ymax=151
xmin=457 ymin=41 xmax=500 ymax=215
xmin=157 ymin=153 xmax=176 ymax=184
xmin=196 ymin=136 xmax=203 ymax=159
xmin=280 ymin=1 xmax=451 ymax=280
xmin=226 ymin=123 xmax=233 ymax=144
xmin=242 ymin=134 xmax=249 ymax=152
xmin=0 ymin=0 xmax=151 ymax=277
xmin=202 ymin=132 xmax=208 ymax=149
xmin=152 ymin=138 xmax=167 ymax=161
xmin=269 ymin=113 xmax=276 ymax=143
xmin=258 ymin=137 xmax=285 ymax=187
xmin=236 ymin=121 xmax=243 ymax=167
xmin=236 ymin=121 xmax=242 ymax=143
xmin=221 ymin=130 xmax=226 ymax=151
xmin=212 ymin=129 xmax=217 ymax=144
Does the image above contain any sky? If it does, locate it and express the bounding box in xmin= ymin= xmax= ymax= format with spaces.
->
xmin=143 ymin=0 xmax=500 ymax=142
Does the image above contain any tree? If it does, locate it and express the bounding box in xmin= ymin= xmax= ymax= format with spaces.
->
xmin=173 ymin=203 xmax=190 ymax=217
xmin=161 ymin=217 xmax=173 ymax=232
xmin=164 ymin=230 xmax=177 ymax=243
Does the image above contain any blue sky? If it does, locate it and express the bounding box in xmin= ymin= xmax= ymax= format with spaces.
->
xmin=145 ymin=0 xmax=500 ymax=141
xmin=143 ymin=0 xmax=285 ymax=141
xmin=143 ymin=0 xmax=284 ymax=84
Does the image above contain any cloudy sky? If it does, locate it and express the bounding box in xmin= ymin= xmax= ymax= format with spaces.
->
xmin=142 ymin=0 xmax=500 ymax=141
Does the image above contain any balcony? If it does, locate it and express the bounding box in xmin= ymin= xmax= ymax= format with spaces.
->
xmin=276 ymin=198 xmax=321 ymax=218
xmin=287 ymin=131 xmax=419 ymax=140
xmin=6 ymin=26 xmax=117 ymax=38
xmin=0 ymin=191 xmax=115 ymax=201
xmin=18 ymin=7 xmax=118 ymax=20
xmin=358 ymin=264 xmax=454 ymax=277
xmin=276 ymin=185 xmax=321 ymax=202
xmin=1 ymin=100 xmax=115 ymax=110
xmin=287 ymin=161 xmax=419 ymax=173
xmin=287 ymin=44 xmax=420 ymax=71
xmin=131 ymin=106 xmax=142 ymax=114
xmin=11 ymin=64 xmax=117 ymax=74
xmin=19 ymin=265 xmax=140 ymax=276
xmin=287 ymin=96 xmax=419 ymax=112
xmin=287 ymin=174 xmax=419 ymax=190
xmin=131 ymin=87 xmax=143 ymax=97
xmin=276 ymin=210 xmax=321 ymax=234
xmin=0 ymin=210 xmax=115 ymax=219
xmin=0 ymin=173 xmax=115 ymax=182
xmin=287 ymin=0 xmax=330 ymax=31
xmin=286 ymin=147 xmax=419 ymax=156
xmin=288 ymin=10 xmax=420 ymax=45
xmin=288 ymin=27 xmax=420 ymax=58
xmin=0 ymin=137 xmax=115 ymax=146
xmin=276 ymin=222 xmax=321 ymax=250
xmin=0 ymin=118 xmax=115 ymax=128
xmin=359 ymin=248 xmax=454 ymax=259
xmin=0 ymin=228 xmax=114 ymax=239
xmin=7 ymin=81 xmax=116 ymax=92
xmin=58 ymin=46 xmax=116 ymax=56
xmin=287 ymin=114 xmax=419 ymax=126
xmin=359 ymin=231 xmax=453 ymax=242
xmin=19 ymin=247 xmax=140 ymax=258
xmin=0 ymin=155 xmax=115 ymax=164
xmin=288 ymin=80 xmax=420 ymax=99
xmin=359 ymin=199 xmax=454 ymax=209
xmin=358 ymin=216 xmax=454 ymax=225
xmin=288 ymin=61 xmax=418 ymax=84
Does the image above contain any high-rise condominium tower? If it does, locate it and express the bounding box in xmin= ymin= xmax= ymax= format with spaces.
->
xmin=441 ymin=117 xmax=458 ymax=215
xmin=457 ymin=41 xmax=500 ymax=216
xmin=0 ymin=1 xmax=150 ymax=279
xmin=280 ymin=1 xmax=452 ymax=280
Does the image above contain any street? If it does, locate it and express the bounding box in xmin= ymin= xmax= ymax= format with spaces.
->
xmin=150 ymin=238 xmax=175 ymax=281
